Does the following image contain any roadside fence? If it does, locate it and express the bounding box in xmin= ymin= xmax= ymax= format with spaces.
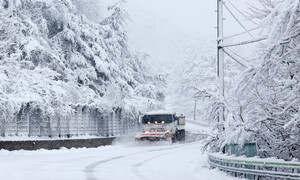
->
xmin=0 ymin=106 xmax=139 ymax=138
xmin=208 ymin=153 xmax=300 ymax=180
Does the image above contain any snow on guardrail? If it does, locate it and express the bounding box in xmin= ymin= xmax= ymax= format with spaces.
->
xmin=208 ymin=152 xmax=300 ymax=179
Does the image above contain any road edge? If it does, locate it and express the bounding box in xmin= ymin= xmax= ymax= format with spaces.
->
xmin=0 ymin=137 xmax=116 ymax=151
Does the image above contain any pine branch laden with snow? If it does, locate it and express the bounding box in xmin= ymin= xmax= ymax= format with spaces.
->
xmin=207 ymin=0 xmax=300 ymax=160
xmin=0 ymin=0 xmax=165 ymax=137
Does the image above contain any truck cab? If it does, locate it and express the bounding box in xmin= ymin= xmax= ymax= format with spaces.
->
xmin=135 ymin=111 xmax=185 ymax=142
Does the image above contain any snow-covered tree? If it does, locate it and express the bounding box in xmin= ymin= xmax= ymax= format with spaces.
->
xmin=238 ymin=0 xmax=300 ymax=160
xmin=101 ymin=0 xmax=129 ymax=60
xmin=206 ymin=0 xmax=300 ymax=160
xmin=0 ymin=0 xmax=165 ymax=136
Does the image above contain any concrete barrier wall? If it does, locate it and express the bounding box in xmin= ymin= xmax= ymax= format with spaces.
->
xmin=0 ymin=137 xmax=116 ymax=151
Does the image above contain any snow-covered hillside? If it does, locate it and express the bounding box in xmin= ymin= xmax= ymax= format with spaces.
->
xmin=0 ymin=0 xmax=165 ymax=135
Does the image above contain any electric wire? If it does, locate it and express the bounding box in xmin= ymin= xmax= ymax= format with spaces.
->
xmin=223 ymin=2 xmax=256 ymax=40
xmin=223 ymin=48 xmax=249 ymax=68
xmin=226 ymin=47 xmax=247 ymax=61
xmin=227 ymin=0 xmax=260 ymax=26
xmin=219 ymin=27 xmax=260 ymax=41
xmin=221 ymin=37 xmax=266 ymax=48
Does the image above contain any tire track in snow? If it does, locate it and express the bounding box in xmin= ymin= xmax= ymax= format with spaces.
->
xmin=131 ymin=149 xmax=185 ymax=180
xmin=131 ymin=144 xmax=197 ymax=180
xmin=84 ymin=145 xmax=181 ymax=180
xmin=84 ymin=155 xmax=127 ymax=180
xmin=84 ymin=133 xmax=205 ymax=180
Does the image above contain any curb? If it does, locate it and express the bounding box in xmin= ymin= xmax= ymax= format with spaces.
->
xmin=0 ymin=137 xmax=116 ymax=151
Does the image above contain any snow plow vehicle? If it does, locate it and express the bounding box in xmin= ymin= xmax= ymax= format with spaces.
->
xmin=135 ymin=111 xmax=185 ymax=143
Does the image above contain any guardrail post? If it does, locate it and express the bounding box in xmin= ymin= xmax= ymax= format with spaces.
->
xmin=58 ymin=115 xmax=61 ymax=137
xmin=127 ymin=116 xmax=130 ymax=134
xmin=243 ymin=164 xmax=246 ymax=178
xmin=27 ymin=112 xmax=30 ymax=137
xmin=88 ymin=110 xmax=91 ymax=135
xmin=82 ymin=109 xmax=85 ymax=135
xmin=48 ymin=117 xmax=52 ymax=137
xmin=122 ymin=113 xmax=125 ymax=136
xmin=96 ymin=113 xmax=99 ymax=136
xmin=67 ymin=116 xmax=70 ymax=137
xmin=106 ymin=114 xmax=109 ymax=137
xmin=234 ymin=163 xmax=237 ymax=177
xmin=15 ymin=117 xmax=18 ymax=136
xmin=254 ymin=165 xmax=258 ymax=180
xmin=1 ymin=117 xmax=4 ymax=137
xmin=92 ymin=111 xmax=95 ymax=135
xmin=38 ymin=115 xmax=41 ymax=137
xmin=76 ymin=111 xmax=78 ymax=136
xmin=110 ymin=112 xmax=114 ymax=137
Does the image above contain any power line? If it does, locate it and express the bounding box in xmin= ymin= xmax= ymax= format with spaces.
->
xmin=226 ymin=48 xmax=247 ymax=61
xmin=218 ymin=27 xmax=260 ymax=41
xmin=227 ymin=0 xmax=247 ymax=17
xmin=223 ymin=2 xmax=256 ymax=40
xmin=223 ymin=48 xmax=250 ymax=68
xmin=220 ymin=37 xmax=266 ymax=48
xmin=227 ymin=0 xmax=260 ymax=26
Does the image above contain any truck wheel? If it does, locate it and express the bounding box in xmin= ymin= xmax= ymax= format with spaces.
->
xmin=177 ymin=130 xmax=185 ymax=142
xmin=172 ymin=131 xmax=178 ymax=143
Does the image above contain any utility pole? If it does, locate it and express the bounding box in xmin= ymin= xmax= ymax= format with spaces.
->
xmin=217 ymin=0 xmax=225 ymax=123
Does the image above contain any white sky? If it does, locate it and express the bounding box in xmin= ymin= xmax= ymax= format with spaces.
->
xmin=75 ymin=0 xmax=259 ymax=63
xmin=126 ymin=0 xmax=259 ymax=70
xmin=125 ymin=0 xmax=260 ymax=112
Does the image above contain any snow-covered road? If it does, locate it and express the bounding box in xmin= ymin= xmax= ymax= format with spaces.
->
xmin=0 ymin=122 xmax=240 ymax=180
xmin=0 ymin=142 xmax=238 ymax=180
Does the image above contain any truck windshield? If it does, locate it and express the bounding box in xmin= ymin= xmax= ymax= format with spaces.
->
xmin=142 ymin=114 xmax=173 ymax=124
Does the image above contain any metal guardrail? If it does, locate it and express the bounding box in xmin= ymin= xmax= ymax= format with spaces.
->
xmin=208 ymin=153 xmax=300 ymax=179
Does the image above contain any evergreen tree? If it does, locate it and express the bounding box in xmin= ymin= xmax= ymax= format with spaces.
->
xmin=101 ymin=0 xmax=129 ymax=60
xmin=0 ymin=0 xmax=165 ymax=136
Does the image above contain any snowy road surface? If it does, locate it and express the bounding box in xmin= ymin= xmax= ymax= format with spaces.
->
xmin=0 ymin=142 xmax=238 ymax=180
xmin=0 ymin=122 xmax=240 ymax=180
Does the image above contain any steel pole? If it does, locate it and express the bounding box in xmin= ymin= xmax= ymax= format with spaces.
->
xmin=217 ymin=0 xmax=225 ymax=123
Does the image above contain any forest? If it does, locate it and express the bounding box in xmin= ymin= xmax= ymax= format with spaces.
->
xmin=0 ymin=0 xmax=299 ymax=160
